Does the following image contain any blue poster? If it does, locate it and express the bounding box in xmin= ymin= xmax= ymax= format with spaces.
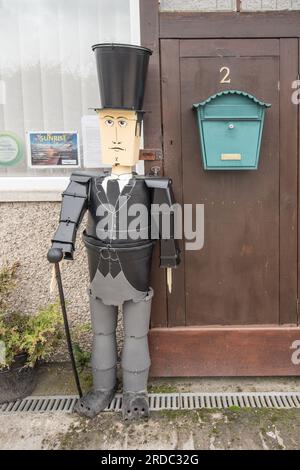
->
xmin=28 ymin=132 xmax=80 ymax=168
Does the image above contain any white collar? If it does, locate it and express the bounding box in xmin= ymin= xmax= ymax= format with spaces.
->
xmin=102 ymin=172 xmax=133 ymax=194
xmin=109 ymin=172 xmax=133 ymax=180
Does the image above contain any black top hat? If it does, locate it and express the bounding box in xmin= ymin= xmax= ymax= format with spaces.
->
xmin=92 ymin=43 xmax=152 ymax=111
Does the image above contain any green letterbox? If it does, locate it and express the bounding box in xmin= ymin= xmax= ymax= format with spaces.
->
xmin=193 ymin=90 xmax=271 ymax=170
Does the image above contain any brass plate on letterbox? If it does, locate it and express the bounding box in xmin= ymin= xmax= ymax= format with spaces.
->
xmin=221 ymin=153 xmax=242 ymax=161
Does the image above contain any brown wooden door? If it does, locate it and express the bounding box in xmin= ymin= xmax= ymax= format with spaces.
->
xmin=161 ymin=39 xmax=298 ymax=328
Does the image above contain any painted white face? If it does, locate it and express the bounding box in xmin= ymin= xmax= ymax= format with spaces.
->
xmin=98 ymin=109 xmax=141 ymax=166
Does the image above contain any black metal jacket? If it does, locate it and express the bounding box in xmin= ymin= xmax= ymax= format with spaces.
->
xmin=51 ymin=172 xmax=180 ymax=269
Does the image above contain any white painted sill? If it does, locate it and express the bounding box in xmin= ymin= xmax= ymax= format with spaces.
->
xmin=0 ymin=177 xmax=69 ymax=202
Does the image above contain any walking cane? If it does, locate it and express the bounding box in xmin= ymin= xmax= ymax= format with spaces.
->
xmin=48 ymin=248 xmax=83 ymax=398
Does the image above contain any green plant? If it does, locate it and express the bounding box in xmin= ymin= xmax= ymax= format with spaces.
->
xmin=0 ymin=261 xmax=19 ymax=311
xmin=72 ymin=322 xmax=92 ymax=372
xmin=0 ymin=262 xmax=63 ymax=369
xmin=73 ymin=342 xmax=91 ymax=372
xmin=0 ymin=303 xmax=63 ymax=369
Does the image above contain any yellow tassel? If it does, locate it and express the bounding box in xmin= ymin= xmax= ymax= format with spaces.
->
xmin=167 ymin=268 xmax=172 ymax=294
xmin=50 ymin=265 xmax=56 ymax=293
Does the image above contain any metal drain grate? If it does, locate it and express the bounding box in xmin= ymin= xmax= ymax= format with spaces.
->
xmin=1 ymin=392 xmax=300 ymax=415
xmin=0 ymin=396 xmax=78 ymax=414
xmin=178 ymin=392 xmax=300 ymax=410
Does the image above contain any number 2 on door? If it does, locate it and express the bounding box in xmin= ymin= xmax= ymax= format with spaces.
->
xmin=220 ymin=67 xmax=231 ymax=84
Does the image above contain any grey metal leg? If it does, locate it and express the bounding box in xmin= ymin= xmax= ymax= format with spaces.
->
xmin=121 ymin=288 xmax=153 ymax=420
xmin=122 ymin=288 xmax=153 ymax=392
xmin=90 ymin=293 xmax=118 ymax=392
xmin=74 ymin=293 xmax=118 ymax=418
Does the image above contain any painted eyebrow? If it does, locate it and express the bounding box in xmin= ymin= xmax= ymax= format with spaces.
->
xmin=117 ymin=116 xmax=128 ymax=120
xmin=104 ymin=115 xmax=114 ymax=119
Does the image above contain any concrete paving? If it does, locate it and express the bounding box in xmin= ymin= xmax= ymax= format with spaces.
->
xmin=0 ymin=363 xmax=300 ymax=450
xmin=1 ymin=408 xmax=300 ymax=450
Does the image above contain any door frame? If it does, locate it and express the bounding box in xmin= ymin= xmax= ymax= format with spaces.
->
xmin=140 ymin=1 xmax=300 ymax=376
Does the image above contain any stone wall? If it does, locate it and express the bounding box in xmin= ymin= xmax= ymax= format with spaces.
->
xmin=0 ymin=202 xmax=92 ymax=359
xmin=0 ymin=202 xmax=89 ymax=318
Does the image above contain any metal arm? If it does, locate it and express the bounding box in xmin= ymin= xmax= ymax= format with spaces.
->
xmin=51 ymin=173 xmax=91 ymax=260
xmin=145 ymin=177 xmax=181 ymax=269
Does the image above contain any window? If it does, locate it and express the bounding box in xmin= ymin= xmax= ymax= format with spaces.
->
xmin=0 ymin=0 xmax=140 ymax=199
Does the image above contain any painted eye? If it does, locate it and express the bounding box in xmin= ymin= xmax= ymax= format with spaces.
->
xmin=118 ymin=120 xmax=127 ymax=128
xmin=105 ymin=119 xmax=114 ymax=127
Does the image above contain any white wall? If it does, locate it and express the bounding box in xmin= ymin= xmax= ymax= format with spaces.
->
xmin=160 ymin=0 xmax=300 ymax=10
xmin=242 ymin=0 xmax=300 ymax=9
xmin=160 ymin=0 xmax=236 ymax=10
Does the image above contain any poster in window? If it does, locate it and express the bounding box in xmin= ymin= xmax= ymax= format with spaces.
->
xmin=27 ymin=132 xmax=80 ymax=168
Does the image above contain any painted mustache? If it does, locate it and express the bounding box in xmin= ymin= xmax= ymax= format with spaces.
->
xmin=109 ymin=146 xmax=125 ymax=151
